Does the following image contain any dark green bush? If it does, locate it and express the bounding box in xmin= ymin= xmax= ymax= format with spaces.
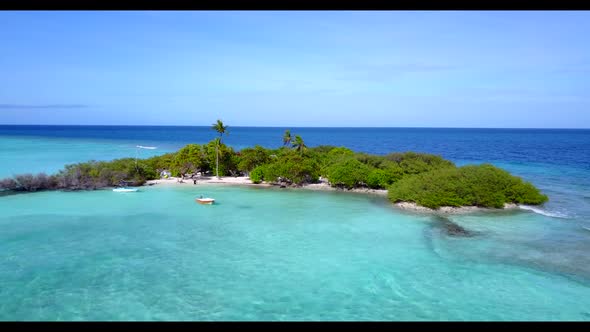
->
xmin=249 ymin=165 xmax=266 ymax=184
xmin=385 ymin=151 xmax=455 ymax=175
xmin=388 ymin=164 xmax=548 ymax=209
xmin=355 ymin=153 xmax=388 ymax=169
xmin=366 ymin=169 xmax=392 ymax=189
xmin=259 ymin=152 xmax=320 ymax=185
xmin=309 ymin=145 xmax=338 ymax=154
xmin=326 ymin=158 xmax=371 ymax=189
xmin=237 ymin=145 xmax=272 ymax=172
xmin=144 ymin=153 xmax=176 ymax=173
xmin=170 ymin=144 xmax=208 ymax=176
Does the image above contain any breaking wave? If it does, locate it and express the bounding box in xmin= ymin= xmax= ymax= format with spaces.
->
xmin=519 ymin=205 xmax=570 ymax=219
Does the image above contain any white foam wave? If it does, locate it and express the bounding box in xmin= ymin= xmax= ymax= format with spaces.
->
xmin=519 ymin=205 xmax=569 ymax=219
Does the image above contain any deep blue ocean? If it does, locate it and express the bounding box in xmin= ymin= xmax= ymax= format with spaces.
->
xmin=1 ymin=125 xmax=589 ymax=320
xmin=1 ymin=125 xmax=589 ymax=166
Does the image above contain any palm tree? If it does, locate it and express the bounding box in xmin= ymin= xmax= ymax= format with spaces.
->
xmin=211 ymin=119 xmax=228 ymax=178
xmin=213 ymin=137 xmax=223 ymax=178
xmin=292 ymin=135 xmax=307 ymax=155
xmin=283 ymin=129 xmax=292 ymax=147
xmin=212 ymin=119 xmax=228 ymax=143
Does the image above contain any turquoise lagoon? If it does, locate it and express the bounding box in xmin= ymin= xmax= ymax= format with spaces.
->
xmin=2 ymin=185 xmax=590 ymax=320
xmin=1 ymin=127 xmax=590 ymax=320
xmin=0 ymin=136 xmax=173 ymax=179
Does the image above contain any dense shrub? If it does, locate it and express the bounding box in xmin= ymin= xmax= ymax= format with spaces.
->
xmin=10 ymin=173 xmax=58 ymax=191
xmin=249 ymin=165 xmax=266 ymax=184
xmin=381 ymin=161 xmax=405 ymax=184
xmin=355 ymin=153 xmax=388 ymax=169
xmin=170 ymin=144 xmax=208 ymax=176
xmin=144 ymin=152 xmax=176 ymax=173
xmin=385 ymin=151 xmax=455 ymax=175
xmin=327 ymin=147 xmax=355 ymax=159
xmin=309 ymin=145 xmax=338 ymax=154
xmin=237 ymin=145 xmax=272 ymax=172
xmin=0 ymin=178 xmax=18 ymax=190
xmin=326 ymin=158 xmax=371 ymax=189
xmin=260 ymin=152 xmax=320 ymax=185
xmin=366 ymin=169 xmax=393 ymax=189
xmin=309 ymin=146 xmax=356 ymax=176
xmin=55 ymin=158 xmax=157 ymax=189
xmin=388 ymin=164 xmax=549 ymax=209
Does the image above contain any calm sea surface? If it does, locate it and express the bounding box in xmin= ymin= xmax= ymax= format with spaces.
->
xmin=1 ymin=125 xmax=589 ymax=320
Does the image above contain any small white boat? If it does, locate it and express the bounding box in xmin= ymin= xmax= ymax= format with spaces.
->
xmin=196 ymin=197 xmax=215 ymax=204
xmin=113 ymin=187 xmax=139 ymax=192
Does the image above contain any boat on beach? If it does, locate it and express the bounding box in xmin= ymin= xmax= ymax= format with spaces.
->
xmin=113 ymin=187 xmax=139 ymax=192
xmin=196 ymin=196 xmax=215 ymax=204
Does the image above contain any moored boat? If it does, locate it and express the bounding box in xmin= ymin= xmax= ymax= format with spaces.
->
xmin=113 ymin=187 xmax=139 ymax=192
xmin=196 ymin=197 xmax=215 ymax=204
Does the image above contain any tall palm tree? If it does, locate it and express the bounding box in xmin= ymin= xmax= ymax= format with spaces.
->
xmin=283 ymin=129 xmax=292 ymax=147
xmin=292 ymin=135 xmax=307 ymax=155
xmin=213 ymin=137 xmax=223 ymax=178
xmin=212 ymin=119 xmax=228 ymax=143
xmin=211 ymin=119 xmax=228 ymax=178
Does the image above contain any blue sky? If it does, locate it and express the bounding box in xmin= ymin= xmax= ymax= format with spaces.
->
xmin=1 ymin=11 xmax=589 ymax=128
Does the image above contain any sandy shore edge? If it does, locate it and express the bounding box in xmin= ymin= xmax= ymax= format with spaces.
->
xmin=145 ymin=176 xmax=519 ymax=214
xmin=394 ymin=201 xmax=520 ymax=214
xmin=146 ymin=176 xmax=270 ymax=187
xmin=145 ymin=176 xmax=387 ymax=194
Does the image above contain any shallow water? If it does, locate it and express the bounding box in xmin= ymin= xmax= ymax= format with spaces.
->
xmin=1 ymin=185 xmax=589 ymax=321
xmin=1 ymin=126 xmax=589 ymax=320
xmin=0 ymin=136 xmax=170 ymax=178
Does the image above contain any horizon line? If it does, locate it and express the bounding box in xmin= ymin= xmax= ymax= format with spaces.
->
xmin=0 ymin=124 xmax=589 ymax=130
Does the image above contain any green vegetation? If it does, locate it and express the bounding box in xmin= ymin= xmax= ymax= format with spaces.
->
xmin=388 ymin=164 xmax=549 ymax=209
xmin=0 ymin=158 xmax=156 ymax=192
xmin=0 ymin=121 xmax=549 ymax=210
xmin=250 ymin=150 xmax=320 ymax=185
xmin=237 ymin=145 xmax=272 ymax=173
xmin=169 ymin=144 xmax=207 ymax=176
xmin=326 ymin=158 xmax=371 ymax=189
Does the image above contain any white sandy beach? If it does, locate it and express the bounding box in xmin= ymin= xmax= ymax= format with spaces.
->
xmin=146 ymin=176 xmax=269 ymax=187
xmin=145 ymin=176 xmax=387 ymax=195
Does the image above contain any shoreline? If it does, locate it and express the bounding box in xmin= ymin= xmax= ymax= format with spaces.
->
xmin=145 ymin=176 xmax=387 ymax=195
xmin=393 ymin=201 xmax=520 ymax=214
xmin=144 ymin=176 xmax=387 ymax=196
xmin=144 ymin=176 xmax=521 ymax=214
xmin=146 ymin=176 xmax=271 ymax=188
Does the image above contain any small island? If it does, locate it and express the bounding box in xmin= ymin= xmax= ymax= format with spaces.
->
xmin=0 ymin=120 xmax=548 ymax=212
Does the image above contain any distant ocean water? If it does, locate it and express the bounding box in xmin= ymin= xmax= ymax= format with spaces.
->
xmin=1 ymin=125 xmax=589 ymax=320
xmin=1 ymin=125 xmax=589 ymax=167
